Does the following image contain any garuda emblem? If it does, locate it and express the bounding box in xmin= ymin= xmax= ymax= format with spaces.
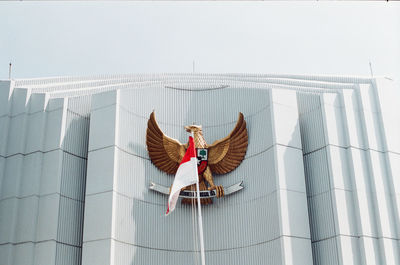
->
xmin=147 ymin=111 xmax=248 ymax=204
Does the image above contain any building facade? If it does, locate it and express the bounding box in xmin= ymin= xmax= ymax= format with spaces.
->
xmin=0 ymin=74 xmax=399 ymax=265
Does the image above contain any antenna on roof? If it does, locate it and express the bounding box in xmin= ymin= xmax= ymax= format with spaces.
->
xmin=193 ymin=60 xmax=195 ymax=73
xmin=8 ymin=62 xmax=12 ymax=80
xmin=369 ymin=61 xmax=374 ymax=77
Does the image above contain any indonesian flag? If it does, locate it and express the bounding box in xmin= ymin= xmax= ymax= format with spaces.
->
xmin=166 ymin=136 xmax=198 ymax=215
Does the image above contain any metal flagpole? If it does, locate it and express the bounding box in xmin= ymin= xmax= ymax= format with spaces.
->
xmin=192 ymin=132 xmax=206 ymax=265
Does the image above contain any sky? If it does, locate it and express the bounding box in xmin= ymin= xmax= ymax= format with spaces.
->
xmin=0 ymin=2 xmax=399 ymax=81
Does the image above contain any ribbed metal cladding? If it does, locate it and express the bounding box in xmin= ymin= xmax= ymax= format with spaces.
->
xmin=307 ymin=191 xmax=336 ymax=242
xmin=0 ymin=157 xmax=4 ymax=194
xmin=63 ymin=110 xmax=90 ymax=158
xmin=298 ymin=77 xmax=400 ymax=265
xmin=297 ymin=93 xmax=326 ymax=155
xmin=55 ymin=243 xmax=82 ymax=265
xmin=85 ymin=83 xmax=312 ymax=265
xmin=63 ymin=96 xmax=91 ymax=158
xmin=57 ymin=196 xmax=85 ymax=246
xmin=60 ymin=152 xmax=87 ymax=202
xmin=298 ymin=90 xmax=341 ymax=263
xmin=111 ymin=237 xmax=284 ymax=265
xmin=303 ymin=148 xmax=330 ymax=197
xmin=1 ymin=75 xmax=400 ymax=265
xmin=0 ymin=116 xmax=10 ymax=157
xmin=54 ymin=95 xmax=91 ymax=264
xmin=0 ymin=82 xmax=90 ymax=265
xmin=111 ymin=189 xmax=280 ymax=251
xmin=13 ymin=73 xmax=374 ymax=88
xmin=312 ymin=237 xmax=339 ymax=265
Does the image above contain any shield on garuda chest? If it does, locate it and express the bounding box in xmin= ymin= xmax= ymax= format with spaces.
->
xmin=197 ymin=148 xmax=208 ymax=175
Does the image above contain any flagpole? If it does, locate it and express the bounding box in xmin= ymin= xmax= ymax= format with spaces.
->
xmin=192 ymin=132 xmax=206 ymax=265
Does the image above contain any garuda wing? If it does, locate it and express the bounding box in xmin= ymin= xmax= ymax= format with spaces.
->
xmin=146 ymin=111 xmax=186 ymax=175
xmin=208 ymin=112 xmax=248 ymax=175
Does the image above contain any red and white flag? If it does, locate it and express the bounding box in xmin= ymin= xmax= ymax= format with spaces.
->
xmin=166 ymin=136 xmax=198 ymax=215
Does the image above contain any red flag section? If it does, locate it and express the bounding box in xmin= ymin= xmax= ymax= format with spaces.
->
xmin=166 ymin=136 xmax=198 ymax=215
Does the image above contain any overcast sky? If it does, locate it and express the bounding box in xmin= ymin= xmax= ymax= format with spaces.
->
xmin=0 ymin=2 xmax=399 ymax=81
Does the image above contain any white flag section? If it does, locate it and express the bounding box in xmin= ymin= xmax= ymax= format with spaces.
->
xmin=166 ymin=136 xmax=198 ymax=215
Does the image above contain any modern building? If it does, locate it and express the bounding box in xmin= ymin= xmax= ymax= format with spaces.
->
xmin=0 ymin=74 xmax=399 ymax=265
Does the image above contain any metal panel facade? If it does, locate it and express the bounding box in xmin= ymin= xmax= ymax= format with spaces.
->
xmin=0 ymin=74 xmax=399 ymax=265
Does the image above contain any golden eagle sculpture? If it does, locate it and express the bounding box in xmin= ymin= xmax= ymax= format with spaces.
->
xmin=146 ymin=111 xmax=248 ymax=204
